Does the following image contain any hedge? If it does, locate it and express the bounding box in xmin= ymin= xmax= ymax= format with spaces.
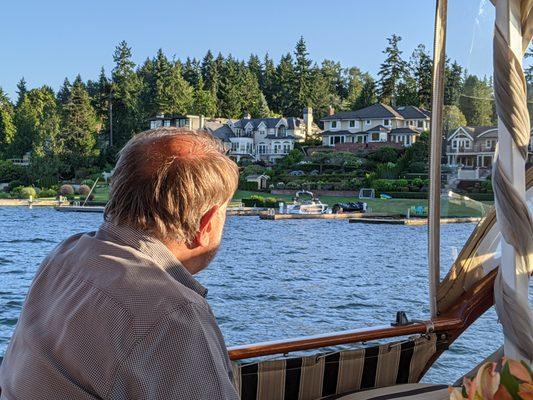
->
xmin=386 ymin=191 xmax=428 ymax=199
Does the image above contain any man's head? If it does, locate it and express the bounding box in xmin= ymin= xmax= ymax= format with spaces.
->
xmin=105 ymin=127 xmax=239 ymax=274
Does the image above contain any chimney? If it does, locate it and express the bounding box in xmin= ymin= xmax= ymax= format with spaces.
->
xmin=328 ymin=106 xmax=335 ymax=116
xmin=303 ymin=107 xmax=313 ymax=137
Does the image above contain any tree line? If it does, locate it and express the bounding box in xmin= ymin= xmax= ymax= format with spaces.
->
xmin=0 ymin=36 xmax=502 ymax=179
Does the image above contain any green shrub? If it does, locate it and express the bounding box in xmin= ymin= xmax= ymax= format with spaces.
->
xmin=238 ymin=180 xmax=260 ymax=191
xmin=0 ymin=192 xmax=11 ymax=199
xmin=388 ymin=191 xmax=429 ymax=199
xmin=38 ymin=189 xmax=58 ymax=198
xmin=7 ymin=180 xmax=24 ymax=191
xmin=286 ymin=181 xmax=300 ymax=189
xmin=11 ymin=186 xmax=37 ymax=199
xmin=60 ymin=184 xmax=75 ymax=195
xmin=78 ymin=184 xmax=91 ymax=196
xmin=81 ymin=179 xmax=95 ymax=187
xmin=371 ymin=179 xmax=409 ymax=192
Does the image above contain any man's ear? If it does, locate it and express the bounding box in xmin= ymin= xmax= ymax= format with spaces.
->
xmin=193 ymin=205 xmax=220 ymax=247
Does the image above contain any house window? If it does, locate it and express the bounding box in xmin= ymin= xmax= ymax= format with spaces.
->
xmin=452 ymin=140 xmax=458 ymax=149
xmin=331 ymin=121 xmax=338 ymax=128
xmin=283 ymin=142 xmax=291 ymax=153
xmin=258 ymin=143 xmax=267 ymax=154
xmin=163 ymin=120 xmax=171 ymax=127
xmin=465 ymin=140 xmax=471 ymax=149
xmin=357 ymin=136 xmax=364 ymax=143
xmin=371 ymin=133 xmax=379 ymax=141
xmin=383 ymin=119 xmax=390 ymax=126
xmin=417 ymin=120 xmax=424 ymax=128
xmin=365 ymin=120 xmax=371 ymax=125
xmin=278 ymin=126 xmax=286 ymax=135
xmin=349 ymin=120 xmax=355 ymax=128
xmin=486 ymin=139 xmax=496 ymax=149
xmin=259 ymin=130 xmax=266 ymax=135
xmin=330 ymin=136 xmax=345 ymax=145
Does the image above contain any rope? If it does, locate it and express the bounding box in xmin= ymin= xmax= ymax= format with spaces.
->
xmin=492 ymin=0 xmax=533 ymax=363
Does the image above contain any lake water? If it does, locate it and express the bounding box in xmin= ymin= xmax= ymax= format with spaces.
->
xmin=0 ymin=206 xmax=504 ymax=385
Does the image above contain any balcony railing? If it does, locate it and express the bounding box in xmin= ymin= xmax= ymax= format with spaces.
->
xmin=446 ymin=144 xmax=497 ymax=153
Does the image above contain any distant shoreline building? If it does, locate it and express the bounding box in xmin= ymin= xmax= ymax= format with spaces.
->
xmin=320 ymin=103 xmax=430 ymax=149
xmin=444 ymin=125 xmax=533 ymax=173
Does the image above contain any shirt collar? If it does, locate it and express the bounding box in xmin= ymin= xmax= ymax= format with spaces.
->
xmin=98 ymin=222 xmax=208 ymax=298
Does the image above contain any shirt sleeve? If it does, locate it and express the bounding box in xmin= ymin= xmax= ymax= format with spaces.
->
xmin=107 ymin=302 xmax=239 ymax=400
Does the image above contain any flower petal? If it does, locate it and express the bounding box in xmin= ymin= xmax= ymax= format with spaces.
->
xmin=518 ymin=382 xmax=533 ymax=400
xmin=506 ymin=359 xmax=532 ymax=384
xmin=474 ymin=362 xmax=500 ymax=399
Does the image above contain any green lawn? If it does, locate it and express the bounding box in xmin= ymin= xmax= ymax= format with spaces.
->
xmin=88 ymin=187 xmax=491 ymax=217
xmin=233 ymin=190 xmax=492 ymax=217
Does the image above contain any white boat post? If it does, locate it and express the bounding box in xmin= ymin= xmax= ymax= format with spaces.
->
xmin=428 ymin=0 xmax=447 ymax=318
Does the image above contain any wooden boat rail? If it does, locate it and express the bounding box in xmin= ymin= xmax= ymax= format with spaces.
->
xmin=228 ymin=269 xmax=496 ymax=361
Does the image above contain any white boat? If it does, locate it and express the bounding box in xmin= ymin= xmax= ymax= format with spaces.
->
xmin=285 ymin=191 xmax=329 ymax=214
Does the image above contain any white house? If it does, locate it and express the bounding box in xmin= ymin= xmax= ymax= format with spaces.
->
xmin=208 ymin=109 xmax=320 ymax=163
xmin=320 ymin=103 xmax=430 ymax=148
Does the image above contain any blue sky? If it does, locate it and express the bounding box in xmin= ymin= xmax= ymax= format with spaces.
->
xmin=1 ymin=0 xmax=498 ymax=100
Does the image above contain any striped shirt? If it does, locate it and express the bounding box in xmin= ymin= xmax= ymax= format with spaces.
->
xmin=0 ymin=222 xmax=239 ymax=400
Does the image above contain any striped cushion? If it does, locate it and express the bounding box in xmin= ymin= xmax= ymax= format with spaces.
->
xmin=232 ymin=334 xmax=437 ymax=400
xmin=324 ymin=383 xmax=449 ymax=400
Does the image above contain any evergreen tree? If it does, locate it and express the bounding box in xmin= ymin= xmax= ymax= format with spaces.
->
xmin=411 ymin=44 xmax=433 ymax=108
xmin=111 ymin=40 xmax=142 ymax=148
xmin=16 ymin=77 xmax=27 ymax=107
xmin=459 ymin=75 xmax=493 ymax=126
xmin=182 ymin=57 xmax=201 ymax=87
xmin=12 ymin=87 xmax=60 ymax=159
xmin=353 ymin=73 xmax=377 ymax=110
xmin=218 ymin=56 xmax=244 ymax=118
xmin=57 ymin=78 xmax=72 ymax=108
xmin=163 ymin=62 xmax=194 ymax=115
xmin=344 ymin=67 xmax=364 ymax=109
xmin=444 ymin=60 xmax=463 ymax=105
xmin=262 ymin=54 xmax=276 ymax=107
xmin=247 ymin=54 xmax=263 ymax=87
xmin=137 ymin=57 xmax=157 ymax=118
xmin=192 ymin=76 xmax=217 ymax=117
xmin=273 ymin=53 xmax=296 ymax=115
xmin=293 ymin=36 xmax=312 ymax=115
xmin=308 ymin=68 xmax=331 ymax=120
xmin=153 ymin=49 xmax=172 ymax=114
xmin=396 ymin=74 xmax=419 ymax=106
xmin=60 ymin=76 xmax=99 ymax=172
xmin=201 ymin=50 xmax=218 ymax=95
xmin=0 ymin=88 xmax=16 ymax=157
xmin=241 ymin=68 xmax=269 ymax=118
xmin=377 ymin=34 xmax=406 ymax=105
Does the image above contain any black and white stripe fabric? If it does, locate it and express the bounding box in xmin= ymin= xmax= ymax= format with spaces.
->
xmin=232 ymin=334 xmax=437 ymax=400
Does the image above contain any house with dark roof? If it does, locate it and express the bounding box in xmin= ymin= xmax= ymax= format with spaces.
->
xmin=445 ymin=125 xmax=533 ymax=172
xmin=320 ymin=103 xmax=430 ymax=148
xmin=148 ymin=114 xmax=206 ymax=130
xmin=207 ymin=108 xmax=321 ymax=163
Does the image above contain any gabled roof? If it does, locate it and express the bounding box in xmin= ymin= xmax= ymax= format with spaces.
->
xmin=209 ymin=124 xmax=235 ymax=141
xmin=463 ymin=126 xmax=498 ymax=137
xmin=390 ymin=127 xmax=420 ymax=135
xmin=366 ymin=125 xmax=390 ymax=133
xmin=394 ymin=106 xmax=431 ymax=119
xmin=234 ymin=117 xmax=298 ymax=130
xmin=321 ymin=103 xmax=404 ymax=121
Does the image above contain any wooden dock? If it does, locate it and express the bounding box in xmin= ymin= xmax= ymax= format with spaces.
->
xmin=259 ymin=212 xmax=398 ymax=220
xmin=55 ymin=206 xmax=105 ymax=213
xmin=227 ymin=207 xmax=269 ymax=216
xmin=348 ymin=217 xmax=482 ymax=225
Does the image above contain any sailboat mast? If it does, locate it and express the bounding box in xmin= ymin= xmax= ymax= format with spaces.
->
xmin=428 ymin=0 xmax=448 ymax=318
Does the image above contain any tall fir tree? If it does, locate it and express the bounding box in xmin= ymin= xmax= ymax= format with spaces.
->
xmin=247 ymin=54 xmax=263 ymax=88
xmin=411 ymin=44 xmax=433 ymax=108
xmin=345 ymin=67 xmax=364 ymax=109
xmin=16 ymin=78 xmax=27 ymax=107
xmin=377 ymin=34 xmax=406 ymax=105
xmin=111 ymin=40 xmax=142 ymax=148
xmin=353 ymin=73 xmax=377 ymax=110
xmin=0 ymin=88 xmax=16 ymax=157
xmin=459 ymin=75 xmax=493 ymax=125
xmin=56 ymin=78 xmax=72 ymax=109
xmin=60 ymin=75 xmax=99 ymax=173
xmin=273 ymin=53 xmax=296 ymax=116
xmin=444 ymin=60 xmax=463 ymax=106
xmin=262 ymin=54 xmax=276 ymax=107
xmin=218 ymin=56 xmax=244 ymax=118
xmin=201 ymin=50 xmax=218 ymax=95
xmin=241 ymin=68 xmax=270 ymax=118
xmin=293 ymin=37 xmax=312 ymax=115
xmin=163 ymin=62 xmax=194 ymax=115
xmin=182 ymin=57 xmax=201 ymax=88
xmin=192 ymin=76 xmax=217 ymax=117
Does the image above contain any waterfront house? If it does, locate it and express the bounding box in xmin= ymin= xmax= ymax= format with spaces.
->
xmin=207 ymin=108 xmax=321 ymax=163
xmin=320 ymin=103 xmax=430 ymax=148
xmin=445 ymin=125 xmax=533 ymax=179
xmin=148 ymin=114 xmax=206 ymax=130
